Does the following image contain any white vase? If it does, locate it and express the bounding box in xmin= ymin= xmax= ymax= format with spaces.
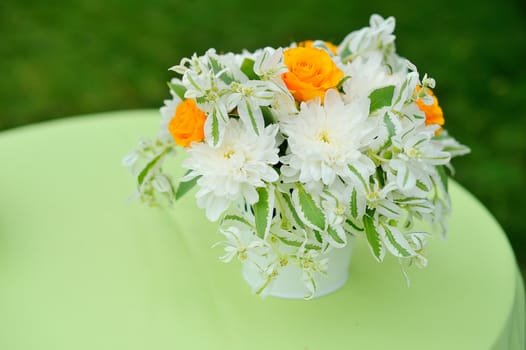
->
xmin=242 ymin=241 xmax=354 ymax=299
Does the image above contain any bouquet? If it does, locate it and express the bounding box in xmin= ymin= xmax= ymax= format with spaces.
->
xmin=124 ymin=14 xmax=469 ymax=297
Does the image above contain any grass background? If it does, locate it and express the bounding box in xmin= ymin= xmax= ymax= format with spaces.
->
xmin=1 ymin=0 xmax=525 ymax=275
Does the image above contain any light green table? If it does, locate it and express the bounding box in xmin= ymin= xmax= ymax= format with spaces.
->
xmin=0 ymin=110 xmax=524 ymax=350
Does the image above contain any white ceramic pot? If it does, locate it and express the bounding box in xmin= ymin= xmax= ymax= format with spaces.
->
xmin=242 ymin=241 xmax=354 ymax=299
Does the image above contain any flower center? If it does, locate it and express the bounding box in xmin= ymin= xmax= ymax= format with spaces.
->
xmin=407 ymin=148 xmax=421 ymax=159
xmin=317 ymin=130 xmax=331 ymax=144
xmin=335 ymin=203 xmax=346 ymax=216
xmin=366 ymin=190 xmax=380 ymax=208
xmin=224 ymin=149 xmax=236 ymax=159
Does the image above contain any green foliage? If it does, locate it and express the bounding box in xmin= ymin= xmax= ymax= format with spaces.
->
xmin=222 ymin=214 xmax=253 ymax=229
xmin=138 ymin=151 xmax=165 ymax=186
xmin=240 ymin=58 xmax=258 ymax=80
xmin=369 ymin=85 xmax=395 ymax=113
xmin=210 ymin=109 xmax=220 ymax=146
xmin=296 ymin=185 xmax=326 ymax=231
xmin=253 ymin=186 xmax=272 ymax=239
xmin=175 ymin=173 xmax=200 ymax=200
xmin=363 ymin=212 xmax=384 ymax=262
xmin=167 ymin=82 xmax=186 ymax=100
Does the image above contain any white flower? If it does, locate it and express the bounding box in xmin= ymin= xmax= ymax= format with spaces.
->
xmin=253 ymin=47 xmax=288 ymax=81
xmin=339 ymin=14 xmax=395 ymax=59
xmin=387 ymin=125 xmax=451 ymax=194
xmin=214 ymin=226 xmax=268 ymax=263
xmin=406 ymin=232 xmax=430 ymax=268
xmin=298 ymin=248 xmax=329 ymax=298
xmin=341 ymin=51 xmax=404 ymax=104
xmin=226 ymin=80 xmax=275 ymax=136
xmin=366 ymin=180 xmax=403 ymax=220
xmin=169 ymin=52 xmax=209 ymax=75
xmin=281 ymin=89 xmax=376 ymax=187
xmin=183 ymin=119 xmax=280 ymax=221
xmin=270 ymin=91 xmax=298 ymax=122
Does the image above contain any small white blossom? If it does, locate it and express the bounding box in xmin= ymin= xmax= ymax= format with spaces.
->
xmin=253 ymin=48 xmax=288 ymax=81
xmin=215 ymin=226 xmax=268 ymax=263
xmin=387 ymin=125 xmax=451 ymax=194
xmin=226 ymin=80 xmax=274 ymax=136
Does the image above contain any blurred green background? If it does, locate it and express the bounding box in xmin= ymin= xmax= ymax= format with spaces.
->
xmin=1 ymin=1 xmax=525 ymax=274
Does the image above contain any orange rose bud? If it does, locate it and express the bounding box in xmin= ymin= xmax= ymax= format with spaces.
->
xmin=298 ymin=40 xmax=338 ymax=55
xmin=168 ymin=99 xmax=207 ymax=147
xmin=282 ymin=47 xmax=344 ymax=103
xmin=415 ymin=86 xmax=445 ymax=134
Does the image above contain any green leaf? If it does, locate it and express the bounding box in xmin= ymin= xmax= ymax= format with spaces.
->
xmin=416 ymin=180 xmax=430 ymax=192
xmin=381 ymin=223 xmax=412 ymax=257
xmin=336 ymin=76 xmax=351 ymax=92
xmin=436 ymin=165 xmax=449 ymax=192
xmin=281 ymin=192 xmax=305 ymax=229
xmin=208 ymin=55 xmax=234 ymax=84
xmin=297 ymin=185 xmax=326 ymax=230
xmin=211 ymin=110 xmax=220 ymax=146
xmin=383 ymin=112 xmax=396 ymax=137
xmin=222 ymin=214 xmax=253 ymax=228
xmin=274 ymin=234 xmax=321 ymax=251
xmin=348 ymin=165 xmax=368 ymax=190
xmin=327 ymin=226 xmax=345 ymax=245
xmin=313 ymin=230 xmax=323 ymax=243
xmin=261 ymin=106 xmax=275 ymax=126
xmin=208 ymin=55 xmax=223 ymax=73
xmin=244 ymin=99 xmax=260 ymax=135
xmin=167 ymin=82 xmax=187 ymax=101
xmin=175 ymin=173 xmax=200 ymax=200
xmin=274 ymin=234 xmax=302 ymax=247
xmin=376 ymin=166 xmax=386 ymax=187
xmin=340 ymin=45 xmax=352 ymax=62
xmin=369 ymin=85 xmax=395 ymax=113
xmin=363 ymin=213 xmax=384 ymax=261
xmin=345 ymin=218 xmax=364 ymax=232
xmin=395 ymin=196 xmax=427 ymax=204
xmin=240 ymin=58 xmax=259 ymax=80
xmin=393 ymin=79 xmax=408 ymax=106
xmin=350 ymin=188 xmax=358 ymax=218
xmin=138 ymin=152 xmax=165 ymax=186
xmin=253 ymin=186 xmax=273 ymax=239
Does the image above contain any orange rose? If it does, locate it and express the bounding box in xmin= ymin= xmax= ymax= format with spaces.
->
xmin=415 ymin=86 xmax=445 ymax=134
xmin=168 ymin=99 xmax=207 ymax=147
xmin=298 ymin=40 xmax=338 ymax=55
xmin=282 ymin=47 xmax=344 ymax=102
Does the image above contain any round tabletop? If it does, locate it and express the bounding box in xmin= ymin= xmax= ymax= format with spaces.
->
xmin=0 ymin=110 xmax=524 ymax=350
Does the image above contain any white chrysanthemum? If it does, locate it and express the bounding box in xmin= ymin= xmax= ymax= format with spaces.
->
xmin=183 ymin=119 xmax=280 ymax=221
xmin=280 ymin=89 xmax=376 ymax=186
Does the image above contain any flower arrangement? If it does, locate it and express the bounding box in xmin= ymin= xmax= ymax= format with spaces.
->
xmin=124 ymin=14 xmax=469 ymax=298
